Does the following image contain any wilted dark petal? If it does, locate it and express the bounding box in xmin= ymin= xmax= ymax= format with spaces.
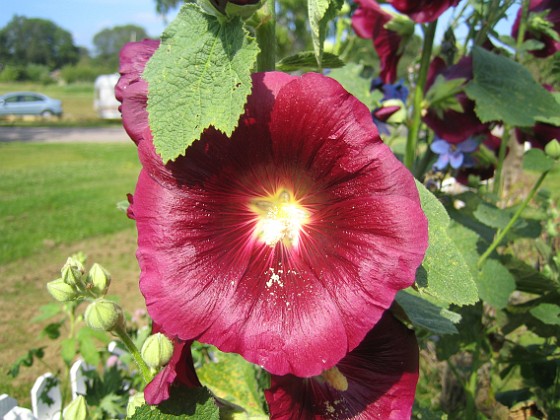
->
xmin=144 ymin=326 xmax=201 ymax=405
xmin=373 ymin=105 xmax=401 ymax=122
xmin=352 ymin=0 xmax=404 ymax=83
xmin=387 ymin=0 xmax=460 ymax=23
xmin=265 ymin=311 xmax=419 ymax=419
xmin=132 ymin=72 xmax=427 ymax=377
xmin=511 ymin=0 xmax=560 ymax=58
xmin=423 ymin=57 xmax=488 ymax=143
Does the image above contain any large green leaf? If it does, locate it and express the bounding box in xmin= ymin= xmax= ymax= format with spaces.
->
xmin=197 ymin=350 xmax=267 ymax=418
xmin=143 ymin=3 xmax=259 ymax=162
xmin=530 ymin=303 xmax=560 ymax=326
xmin=308 ymin=0 xmax=343 ymax=67
xmin=477 ymin=259 xmax=516 ymax=309
xmin=415 ymin=182 xmax=479 ymax=306
xmin=395 ymin=290 xmax=460 ymax=334
xmin=131 ymin=387 xmax=219 ymax=419
xmin=465 ymin=46 xmax=560 ymax=127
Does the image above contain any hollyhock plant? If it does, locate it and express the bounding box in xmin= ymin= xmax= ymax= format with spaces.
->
xmin=264 ymin=311 xmax=419 ymax=419
xmin=423 ymin=56 xmax=489 ymax=144
xmin=118 ymin=40 xmax=427 ymax=378
xmin=511 ymin=0 xmax=560 ymax=58
xmin=352 ymin=0 xmax=413 ymax=83
xmin=386 ymin=0 xmax=461 ymax=23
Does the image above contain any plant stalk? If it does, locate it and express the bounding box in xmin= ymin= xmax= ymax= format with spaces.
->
xmin=405 ymin=21 xmax=437 ymax=171
xmin=114 ymin=325 xmax=154 ymax=385
xmin=255 ymin=0 xmax=276 ymax=72
xmin=478 ymin=169 xmax=550 ymax=268
xmin=492 ymin=125 xmax=511 ymax=197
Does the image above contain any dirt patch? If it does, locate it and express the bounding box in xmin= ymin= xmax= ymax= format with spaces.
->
xmin=0 ymin=228 xmax=145 ymax=405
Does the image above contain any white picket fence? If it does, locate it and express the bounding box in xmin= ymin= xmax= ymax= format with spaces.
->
xmin=1 ymin=342 xmax=125 ymax=419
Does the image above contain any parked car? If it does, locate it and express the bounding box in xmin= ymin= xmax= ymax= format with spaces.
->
xmin=0 ymin=92 xmax=63 ymax=118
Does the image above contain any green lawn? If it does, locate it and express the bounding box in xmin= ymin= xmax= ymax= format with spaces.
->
xmin=0 ymin=142 xmax=140 ymax=264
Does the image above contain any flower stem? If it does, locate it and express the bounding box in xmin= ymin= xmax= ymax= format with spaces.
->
xmin=255 ymin=0 xmax=276 ymax=72
xmin=114 ymin=325 xmax=154 ymax=385
xmin=405 ymin=21 xmax=437 ymax=172
xmin=478 ymin=169 xmax=550 ymax=268
xmin=515 ymin=0 xmax=530 ymax=61
xmin=492 ymin=125 xmax=511 ymax=197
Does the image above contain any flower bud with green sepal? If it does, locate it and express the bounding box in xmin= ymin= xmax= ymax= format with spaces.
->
xmin=84 ymin=299 xmax=125 ymax=332
xmin=384 ymin=13 xmax=415 ymax=38
xmin=86 ymin=263 xmax=111 ymax=297
xmin=545 ymin=139 xmax=560 ymax=160
xmin=47 ymin=278 xmax=80 ymax=302
xmin=61 ymin=257 xmax=86 ymax=289
xmin=198 ymin=0 xmax=263 ymax=18
xmin=63 ymin=395 xmax=88 ymax=420
xmin=141 ymin=332 xmax=174 ymax=369
xmin=127 ymin=392 xmax=145 ymax=418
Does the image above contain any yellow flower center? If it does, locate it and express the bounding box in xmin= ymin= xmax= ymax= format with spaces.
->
xmin=320 ymin=366 xmax=349 ymax=392
xmin=250 ymin=189 xmax=309 ymax=248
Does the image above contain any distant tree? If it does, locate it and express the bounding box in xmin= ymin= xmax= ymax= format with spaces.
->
xmin=93 ymin=25 xmax=150 ymax=69
xmin=0 ymin=15 xmax=79 ymax=70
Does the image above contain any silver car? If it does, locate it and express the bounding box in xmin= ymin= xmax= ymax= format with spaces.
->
xmin=0 ymin=92 xmax=63 ymax=118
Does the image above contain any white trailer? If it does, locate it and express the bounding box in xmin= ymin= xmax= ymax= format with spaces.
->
xmin=94 ymin=74 xmax=121 ymax=119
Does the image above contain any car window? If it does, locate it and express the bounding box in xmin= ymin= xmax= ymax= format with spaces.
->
xmin=21 ymin=95 xmax=43 ymax=102
xmin=4 ymin=96 xmax=19 ymax=103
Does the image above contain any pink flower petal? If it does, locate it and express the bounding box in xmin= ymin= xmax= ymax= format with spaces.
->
xmin=387 ymin=0 xmax=461 ymax=23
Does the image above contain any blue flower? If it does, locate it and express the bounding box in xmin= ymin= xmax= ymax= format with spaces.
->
xmin=371 ymin=77 xmax=409 ymax=102
xmin=430 ymin=137 xmax=479 ymax=170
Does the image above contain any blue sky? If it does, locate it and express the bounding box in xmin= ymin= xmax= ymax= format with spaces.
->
xmin=0 ymin=0 xmax=180 ymax=52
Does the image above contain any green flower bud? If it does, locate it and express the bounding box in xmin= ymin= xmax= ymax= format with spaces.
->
xmin=84 ymin=299 xmax=124 ymax=331
xmin=47 ymin=278 xmax=79 ymax=302
xmin=63 ymin=395 xmax=88 ymax=420
xmin=384 ymin=13 xmax=415 ymax=37
xmin=127 ymin=392 xmax=145 ymax=418
xmin=544 ymin=139 xmax=560 ymax=160
xmin=86 ymin=263 xmax=111 ymax=297
xmin=382 ymin=99 xmax=407 ymax=124
xmin=61 ymin=257 xmax=85 ymax=288
xmin=141 ymin=333 xmax=174 ymax=369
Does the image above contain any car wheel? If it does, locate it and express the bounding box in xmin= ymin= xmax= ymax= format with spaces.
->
xmin=41 ymin=110 xmax=54 ymax=119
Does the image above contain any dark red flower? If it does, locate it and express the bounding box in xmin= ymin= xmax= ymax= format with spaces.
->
xmin=515 ymin=85 xmax=560 ymax=149
xmin=423 ymin=56 xmax=489 ymax=144
xmin=144 ymin=325 xmax=201 ymax=405
xmin=387 ymin=0 xmax=461 ymax=23
xmin=511 ymin=0 xmax=560 ymax=58
xmin=352 ymin=0 xmax=408 ymax=84
xmin=118 ymin=41 xmax=427 ymax=378
xmin=264 ymin=311 xmax=419 ymax=419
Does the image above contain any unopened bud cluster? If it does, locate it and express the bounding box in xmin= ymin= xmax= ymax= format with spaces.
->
xmin=47 ymin=256 xmax=112 ymax=302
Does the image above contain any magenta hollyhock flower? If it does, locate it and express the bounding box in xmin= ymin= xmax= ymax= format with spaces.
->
xmin=352 ymin=0 xmax=407 ymax=84
xmin=386 ymin=0 xmax=461 ymax=23
xmin=144 ymin=325 xmax=201 ymax=405
xmin=264 ymin=311 xmax=419 ymax=419
xmin=118 ymin=40 xmax=428 ymax=378
xmin=423 ymin=56 xmax=489 ymax=144
xmin=511 ymin=0 xmax=560 ymax=58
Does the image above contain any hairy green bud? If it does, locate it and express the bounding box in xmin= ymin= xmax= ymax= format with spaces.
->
xmin=84 ymin=300 xmax=124 ymax=331
xmin=61 ymin=257 xmax=85 ymax=288
xmin=86 ymin=263 xmax=111 ymax=297
xmin=141 ymin=333 xmax=174 ymax=369
xmin=544 ymin=139 xmax=560 ymax=160
xmin=47 ymin=278 xmax=79 ymax=302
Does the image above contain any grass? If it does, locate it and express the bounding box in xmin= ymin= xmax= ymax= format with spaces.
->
xmin=0 ymin=142 xmax=144 ymax=405
xmin=0 ymin=81 xmax=120 ymax=126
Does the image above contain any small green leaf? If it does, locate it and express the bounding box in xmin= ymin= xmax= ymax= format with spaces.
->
xmin=328 ymin=63 xmax=382 ymax=109
xmin=415 ymin=182 xmax=479 ymax=306
xmin=473 ymin=201 xmax=511 ymax=229
xmin=477 ymin=259 xmax=516 ymax=309
xmin=32 ymin=303 xmax=63 ymax=322
xmin=523 ymin=148 xmax=555 ymax=172
xmin=530 ymin=303 xmax=560 ymax=325
xmin=465 ymin=46 xmax=560 ymax=127
xmin=131 ymin=387 xmax=219 ymax=419
xmin=197 ymin=350 xmax=266 ymax=417
xmin=308 ymin=0 xmax=343 ymax=67
xmin=61 ymin=338 xmax=78 ymax=365
xmin=144 ymin=3 xmax=259 ymax=162
xmin=277 ymin=51 xmax=344 ymax=72
xmin=78 ymin=334 xmax=101 ymax=366
xmin=395 ymin=290 xmax=460 ymax=335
